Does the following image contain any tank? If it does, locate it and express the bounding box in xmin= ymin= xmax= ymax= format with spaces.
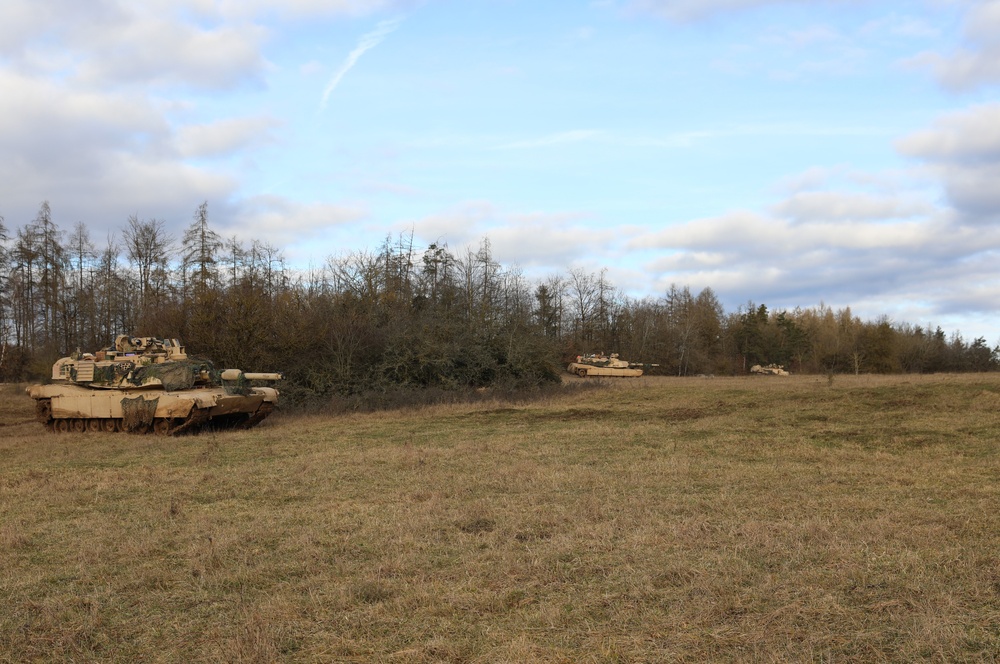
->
xmin=26 ymin=335 xmax=283 ymax=435
xmin=567 ymin=353 xmax=657 ymax=378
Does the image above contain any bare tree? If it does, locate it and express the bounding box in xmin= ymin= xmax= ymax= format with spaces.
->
xmin=93 ymin=234 xmax=128 ymax=341
xmin=65 ymin=221 xmax=97 ymax=346
xmin=533 ymin=275 xmax=564 ymax=338
xmin=181 ymin=202 xmax=221 ymax=291
xmin=123 ymin=215 xmax=172 ymax=327
xmin=10 ymin=225 xmax=40 ymax=349
xmin=567 ymin=268 xmax=599 ymax=346
xmin=0 ymin=214 xmax=9 ymax=366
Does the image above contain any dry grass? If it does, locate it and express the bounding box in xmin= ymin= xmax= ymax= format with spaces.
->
xmin=2 ymin=374 xmax=1000 ymax=662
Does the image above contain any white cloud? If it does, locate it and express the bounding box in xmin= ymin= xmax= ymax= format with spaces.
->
xmin=631 ymin=208 xmax=958 ymax=254
xmin=76 ymin=21 xmax=268 ymax=90
xmin=897 ymin=103 xmax=1000 ymax=163
xmin=910 ymin=47 xmax=1000 ymax=92
xmin=774 ymin=166 xmax=840 ymax=194
xmin=0 ymin=150 xmax=237 ymax=242
xmin=320 ymin=16 xmax=404 ymax=110
xmin=771 ymin=191 xmax=933 ymax=223
xmin=404 ymin=201 xmax=498 ymax=248
xmin=897 ymin=103 xmax=1000 ymax=220
xmin=0 ymin=0 xmax=379 ymax=244
xmin=186 ymin=0 xmax=409 ymax=21
xmin=402 ymin=203 xmax=616 ymax=270
xmin=0 ymin=71 xmax=165 ymax=154
xmin=906 ymin=0 xmax=1000 ymax=91
xmin=0 ymin=69 xmax=238 ymax=239
xmin=0 ymin=0 xmax=415 ymax=93
xmin=488 ymin=212 xmax=611 ymax=267
xmin=933 ymin=163 xmax=1000 ymax=218
xmin=0 ymin=2 xmax=268 ymax=91
xmin=227 ymin=195 xmax=369 ymax=247
xmin=176 ymin=116 xmax=281 ymax=159
xmin=0 ymin=0 xmax=126 ymax=58
xmin=620 ymin=168 xmax=1000 ymax=327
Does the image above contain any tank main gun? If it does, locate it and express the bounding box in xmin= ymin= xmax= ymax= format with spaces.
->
xmin=220 ymin=370 xmax=285 ymax=381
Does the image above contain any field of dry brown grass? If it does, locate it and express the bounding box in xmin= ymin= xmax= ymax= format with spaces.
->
xmin=2 ymin=374 xmax=1000 ymax=662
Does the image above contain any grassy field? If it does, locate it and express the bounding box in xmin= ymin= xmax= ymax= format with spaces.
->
xmin=2 ymin=374 xmax=1000 ymax=662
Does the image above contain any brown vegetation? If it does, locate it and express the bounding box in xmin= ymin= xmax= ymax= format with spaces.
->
xmin=1 ymin=205 xmax=997 ymax=403
xmin=3 ymin=374 xmax=1000 ymax=661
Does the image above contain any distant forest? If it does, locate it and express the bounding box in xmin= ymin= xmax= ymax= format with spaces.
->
xmin=1 ymin=202 xmax=997 ymax=401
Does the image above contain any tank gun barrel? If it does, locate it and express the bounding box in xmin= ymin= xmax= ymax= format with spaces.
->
xmin=220 ymin=369 xmax=284 ymax=381
xmin=244 ymin=372 xmax=284 ymax=381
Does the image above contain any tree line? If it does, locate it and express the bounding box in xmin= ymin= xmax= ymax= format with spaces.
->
xmin=1 ymin=202 xmax=997 ymax=402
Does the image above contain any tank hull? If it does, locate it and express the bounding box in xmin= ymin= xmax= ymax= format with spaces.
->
xmin=27 ymin=383 xmax=279 ymax=435
xmin=567 ymin=362 xmax=643 ymax=378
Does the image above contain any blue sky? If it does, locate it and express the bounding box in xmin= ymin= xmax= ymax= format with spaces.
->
xmin=1 ymin=0 xmax=998 ymax=341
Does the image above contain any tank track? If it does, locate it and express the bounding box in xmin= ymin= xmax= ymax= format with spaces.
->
xmin=34 ymin=399 xmax=274 ymax=435
xmin=166 ymin=407 xmax=212 ymax=435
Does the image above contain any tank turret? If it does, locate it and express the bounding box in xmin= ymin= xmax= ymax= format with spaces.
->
xmin=27 ymin=336 xmax=283 ymax=435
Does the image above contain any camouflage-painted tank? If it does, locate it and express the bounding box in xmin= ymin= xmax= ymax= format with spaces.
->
xmin=26 ymin=336 xmax=283 ymax=435
xmin=566 ymin=353 xmax=657 ymax=378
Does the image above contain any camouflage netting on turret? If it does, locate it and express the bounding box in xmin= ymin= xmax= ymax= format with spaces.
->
xmin=121 ymin=396 xmax=158 ymax=432
xmin=130 ymin=360 xmax=219 ymax=391
xmin=223 ymin=372 xmax=250 ymax=396
xmin=93 ymin=362 xmax=135 ymax=385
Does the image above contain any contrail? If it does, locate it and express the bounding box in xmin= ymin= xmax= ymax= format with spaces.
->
xmin=320 ymin=16 xmax=403 ymax=110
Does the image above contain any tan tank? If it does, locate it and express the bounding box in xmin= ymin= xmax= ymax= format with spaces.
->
xmin=567 ymin=353 xmax=656 ymax=378
xmin=26 ymin=335 xmax=283 ymax=435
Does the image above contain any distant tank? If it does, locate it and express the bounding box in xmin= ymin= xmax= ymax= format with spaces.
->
xmin=26 ymin=335 xmax=283 ymax=435
xmin=567 ymin=353 xmax=657 ymax=378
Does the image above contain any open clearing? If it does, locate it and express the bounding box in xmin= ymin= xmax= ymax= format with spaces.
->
xmin=2 ymin=374 xmax=1000 ymax=662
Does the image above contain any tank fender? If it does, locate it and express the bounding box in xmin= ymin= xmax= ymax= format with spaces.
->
xmin=153 ymin=394 xmax=195 ymax=419
xmin=192 ymin=393 xmax=222 ymax=409
xmin=251 ymin=387 xmax=279 ymax=403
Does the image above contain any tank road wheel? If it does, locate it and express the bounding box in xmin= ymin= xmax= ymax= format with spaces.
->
xmin=577 ymin=368 xmax=589 ymax=377
xmin=153 ymin=419 xmax=174 ymax=436
xmin=55 ymin=420 xmax=70 ymax=433
xmin=35 ymin=399 xmax=53 ymax=425
xmin=103 ymin=419 xmax=119 ymax=433
xmin=87 ymin=419 xmax=102 ymax=433
xmin=72 ymin=419 xmax=86 ymax=433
